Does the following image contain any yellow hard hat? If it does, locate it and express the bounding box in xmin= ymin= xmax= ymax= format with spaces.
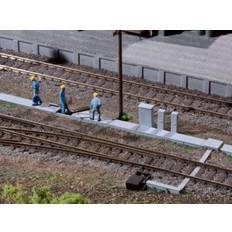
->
xmin=30 ymin=74 xmax=36 ymax=81
xmin=93 ymin=92 xmax=98 ymax=97
xmin=60 ymin=84 xmax=65 ymax=90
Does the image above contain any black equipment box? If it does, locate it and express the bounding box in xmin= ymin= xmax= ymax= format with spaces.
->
xmin=126 ymin=171 xmax=152 ymax=191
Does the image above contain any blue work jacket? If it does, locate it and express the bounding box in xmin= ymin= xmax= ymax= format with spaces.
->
xmin=32 ymin=80 xmax=40 ymax=90
xmin=90 ymin=97 xmax=101 ymax=110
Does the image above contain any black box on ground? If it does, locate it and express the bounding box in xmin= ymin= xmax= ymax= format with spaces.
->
xmin=126 ymin=171 xmax=152 ymax=191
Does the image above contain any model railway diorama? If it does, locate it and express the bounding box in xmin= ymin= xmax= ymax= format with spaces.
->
xmin=0 ymin=30 xmax=232 ymax=203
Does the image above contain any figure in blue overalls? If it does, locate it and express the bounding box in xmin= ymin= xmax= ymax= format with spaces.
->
xmin=90 ymin=92 xmax=102 ymax=121
xmin=30 ymin=74 xmax=42 ymax=106
xmin=58 ymin=84 xmax=71 ymax=114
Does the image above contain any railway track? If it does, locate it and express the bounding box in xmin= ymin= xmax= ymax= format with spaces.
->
xmin=0 ymin=113 xmax=232 ymax=190
xmin=1 ymin=52 xmax=232 ymax=120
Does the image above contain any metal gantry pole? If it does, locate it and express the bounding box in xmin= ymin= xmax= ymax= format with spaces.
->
xmin=118 ymin=30 xmax=123 ymax=118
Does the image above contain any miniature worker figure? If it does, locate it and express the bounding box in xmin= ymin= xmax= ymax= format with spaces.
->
xmin=90 ymin=92 xmax=102 ymax=121
xmin=59 ymin=84 xmax=71 ymax=114
xmin=30 ymin=74 xmax=42 ymax=106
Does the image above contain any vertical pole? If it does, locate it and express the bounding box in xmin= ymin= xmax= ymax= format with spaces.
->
xmin=118 ymin=30 xmax=123 ymax=118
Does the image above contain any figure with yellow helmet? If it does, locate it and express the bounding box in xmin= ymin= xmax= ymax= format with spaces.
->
xmin=30 ymin=74 xmax=42 ymax=106
xmin=58 ymin=84 xmax=71 ymax=114
xmin=90 ymin=92 xmax=102 ymax=121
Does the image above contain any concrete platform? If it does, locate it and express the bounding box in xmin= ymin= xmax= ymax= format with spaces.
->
xmin=0 ymin=92 xmax=113 ymax=124
xmin=146 ymin=181 xmax=181 ymax=194
xmin=204 ymin=138 xmax=223 ymax=151
xmin=0 ymin=92 xmax=229 ymax=153
xmin=166 ymin=132 xmax=206 ymax=147
xmin=221 ymin=144 xmax=232 ymax=156
xmin=123 ymin=33 xmax=232 ymax=85
xmin=110 ymin=119 xmax=138 ymax=130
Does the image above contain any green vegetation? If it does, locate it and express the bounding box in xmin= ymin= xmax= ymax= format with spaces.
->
xmin=31 ymin=186 xmax=56 ymax=204
xmin=0 ymin=101 xmax=16 ymax=110
xmin=57 ymin=192 xmax=90 ymax=204
xmin=3 ymin=184 xmax=30 ymax=204
xmin=119 ymin=112 xmax=132 ymax=121
xmin=226 ymin=155 xmax=232 ymax=162
xmin=1 ymin=184 xmax=90 ymax=204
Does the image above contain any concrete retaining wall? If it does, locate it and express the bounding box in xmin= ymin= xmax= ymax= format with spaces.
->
xmin=187 ymin=76 xmax=204 ymax=92
xmin=165 ymin=71 xmax=183 ymax=87
xmin=18 ymin=41 xmax=34 ymax=53
xmin=100 ymin=58 xmax=116 ymax=72
xmin=0 ymin=36 xmax=14 ymax=50
xmin=59 ymin=49 xmax=74 ymax=63
xmin=123 ymin=63 xmax=139 ymax=77
xmin=38 ymin=45 xmax=56 ymax=57
xmin=0 ymin=36 xmax=232 ymax=97
xmin=79 ymin=53 xmax=94 ymax=67
xmin=143 ymin=67 xmax=159 ymax=82
xmin=210 ymin=81 xmax=227 ymax=96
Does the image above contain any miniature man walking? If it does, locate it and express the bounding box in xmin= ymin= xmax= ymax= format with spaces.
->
xmin=90 ymin=92 xmax=102 ymax=121
xmin=30 ymin=74 xmax=42 ymax=106
xmin=58 ymin=84 xmax=71 ymax=114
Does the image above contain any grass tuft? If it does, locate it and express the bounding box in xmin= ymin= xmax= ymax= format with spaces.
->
xmin=0 ymin=101 xmax=17 ymax=110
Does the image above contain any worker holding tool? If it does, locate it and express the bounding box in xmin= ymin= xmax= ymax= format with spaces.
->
xmin=58 ymin=84 xmax=72 ymax=115
xmin=30 ymin=74 xmax=42 ymax=106
xmin=90 ymin=92 xmax=102 ymax=121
